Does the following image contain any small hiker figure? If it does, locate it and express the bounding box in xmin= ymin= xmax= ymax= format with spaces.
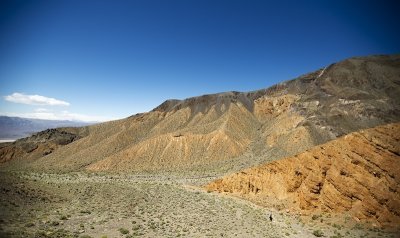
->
xmin=269 ymin=214 xmax=273 ymax=222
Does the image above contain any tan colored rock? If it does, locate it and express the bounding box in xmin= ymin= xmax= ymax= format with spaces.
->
xmin=205 ymin=123 xmax=400 ymax=227
xmin=254 ymin=94 xmax=299 ymax=120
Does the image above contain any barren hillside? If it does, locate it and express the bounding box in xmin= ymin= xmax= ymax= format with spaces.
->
xmin=1 ymin=54 xmax=399 ymax=174
xmin=206 ymin=123 xmax=400 ymax=227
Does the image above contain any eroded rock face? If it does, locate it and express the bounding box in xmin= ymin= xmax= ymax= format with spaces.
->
xmin=205 ymin=123 xmax=400 ymax=227
xmin=87 ymin=102 xmax=256 ymax=171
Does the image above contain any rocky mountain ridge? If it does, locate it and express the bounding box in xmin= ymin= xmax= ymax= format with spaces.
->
xmin=1 ymin=54 xmax=399 ymax=175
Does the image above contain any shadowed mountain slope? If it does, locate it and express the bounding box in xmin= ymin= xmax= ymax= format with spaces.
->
xmin=1 ymin=54 xmax=400 ymax=174
xmin=205 ymin=123 xmax=400 ymax=228
xmin=0 ymin=127 xmax=88 ymax=163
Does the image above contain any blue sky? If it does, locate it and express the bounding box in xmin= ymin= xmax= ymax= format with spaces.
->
xmin=0 ymin=0 xmax=399 ymax=122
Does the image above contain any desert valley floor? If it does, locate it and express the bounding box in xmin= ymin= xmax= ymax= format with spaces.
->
xmin=0 ymin=171 xmax=398 ymax=238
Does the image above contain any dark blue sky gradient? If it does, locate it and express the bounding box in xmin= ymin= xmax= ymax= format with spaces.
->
xmin=0 ymin=0 xmax=399 ymax=120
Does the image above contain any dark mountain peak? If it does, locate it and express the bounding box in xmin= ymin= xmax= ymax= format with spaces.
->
xmin=152 ymin=99 xmax=182 ymax=112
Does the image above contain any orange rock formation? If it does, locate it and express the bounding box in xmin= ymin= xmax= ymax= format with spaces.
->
xmin=206 ymin=123 xmax=400 ymax=227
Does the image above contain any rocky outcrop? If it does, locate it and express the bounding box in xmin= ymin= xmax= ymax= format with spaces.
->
xmin=205 ymin=123 xmax=400 ymax=227
xmin=0 ymin=128 xmax=87 ymax=163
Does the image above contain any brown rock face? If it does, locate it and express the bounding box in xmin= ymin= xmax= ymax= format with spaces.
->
xmin=87 ymin=104 xmax=253 ymax=171
xmin=205 ymin=123 xmax=400 ymax=227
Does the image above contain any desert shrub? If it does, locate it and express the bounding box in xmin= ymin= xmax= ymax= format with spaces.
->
xmin=34 ymin=229 xmax=76 ymax=238
xmin=312 ymin=214 xmax=321 ymax=220
xmin=25 ymin=222 xmax=35 ymax=227
xmin=119 ymin=227 xmax=129 ymax=234
xmin=313 ymin=229 xmax=323 ymax=237
xmin=80 ymin=235 xmax=93 ymax=238
xmin=330 ymin=233 xmax=344 ymax=238
xmin=33 ymin=231 xmax=48 ymax=238
xmin=331 ymin=223 xmax=338 ymax=229
xmin=132 ymin=225 xmax=141 ymax=231
xmin=353 ymin=223 xmax=363 ymax=230
xmin=50 ymin=220 xmax=60 ymax=226
xmin=132 ymin=232 xmax=144 ymax=236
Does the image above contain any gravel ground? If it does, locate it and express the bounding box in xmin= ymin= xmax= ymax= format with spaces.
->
xmin=0 ymin=172 xmax=397 ymax=238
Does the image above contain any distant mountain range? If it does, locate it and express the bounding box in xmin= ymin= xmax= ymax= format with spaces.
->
xmin=0 ymin=116 xmax=92 ymax=140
